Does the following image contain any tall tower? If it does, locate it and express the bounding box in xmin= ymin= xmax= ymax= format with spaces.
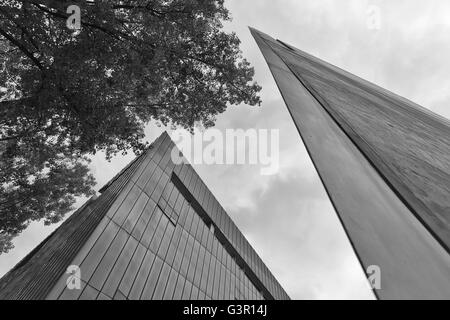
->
xmin=251 ymin=28 xmax=450 ymax=299
xmin=0 ymin=132 xmax=289 ymax=300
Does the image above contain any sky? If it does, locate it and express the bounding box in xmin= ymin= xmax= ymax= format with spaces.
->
xmin=2 ymin=0 xmax=450 ymax=299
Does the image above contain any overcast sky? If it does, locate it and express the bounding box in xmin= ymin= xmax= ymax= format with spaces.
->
xmin=2 ymin=0 xmax=450 ymax=300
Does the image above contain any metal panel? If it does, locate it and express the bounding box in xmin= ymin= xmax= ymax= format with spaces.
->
xmin=0 ymin=132 xmax=289 ymax=300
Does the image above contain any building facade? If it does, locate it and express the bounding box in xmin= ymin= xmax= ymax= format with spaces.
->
xmin=0 ymin=132 xmax=289 ymax=300
xmin=251 ymin=27 xmax=450 ymax=299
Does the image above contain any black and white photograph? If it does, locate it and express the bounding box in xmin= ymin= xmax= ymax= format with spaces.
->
xmin=0 ymin=0 xmax=449 ymax=309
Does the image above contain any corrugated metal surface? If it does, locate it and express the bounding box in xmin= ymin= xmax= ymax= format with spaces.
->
xmin=0 ymin=132 xmax=289 ymax=300
xmin=0 ymin=137 xmax=155 ymax=300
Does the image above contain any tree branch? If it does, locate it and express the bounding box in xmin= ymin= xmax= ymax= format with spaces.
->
xmin=0 ymin=27 xmax=43 ymax=70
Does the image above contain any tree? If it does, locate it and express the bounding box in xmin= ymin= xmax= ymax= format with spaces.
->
xmin=0 ymin=0 xmax=262 ymax=253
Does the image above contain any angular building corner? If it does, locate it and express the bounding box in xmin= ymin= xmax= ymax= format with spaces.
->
xmin=0 ymin=131 xmax=290 ymax=300
xmin=250 ymin=27 xmax=450 ymax=299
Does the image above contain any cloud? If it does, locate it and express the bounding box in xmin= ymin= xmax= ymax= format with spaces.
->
xmin=185 ymin=94 xmax=374 ymax=298
xmin=2 ymin=0 xmax=448 ymax=300
xmin=227 ymin=169 xmax=374 ymax=299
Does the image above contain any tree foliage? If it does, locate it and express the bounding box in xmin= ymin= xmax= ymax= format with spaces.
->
xmin=0 ymin=0 xmax=261 ymax=253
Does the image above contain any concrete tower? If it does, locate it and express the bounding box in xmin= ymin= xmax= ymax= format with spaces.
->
xmin=251 ymin=27 xmax=450 ymax=299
